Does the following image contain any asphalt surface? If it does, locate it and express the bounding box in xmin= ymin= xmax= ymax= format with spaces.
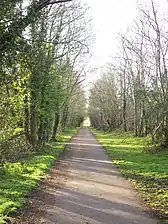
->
xmin=13 ymin=127 xmax=158 ymax=224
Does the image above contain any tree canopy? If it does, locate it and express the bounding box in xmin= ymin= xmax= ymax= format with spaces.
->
xmin=0 ymin=0 xmax=92 ymax=162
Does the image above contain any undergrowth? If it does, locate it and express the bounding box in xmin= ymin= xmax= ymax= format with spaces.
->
xmin=0 ymin=128 xmax=77 ymax=224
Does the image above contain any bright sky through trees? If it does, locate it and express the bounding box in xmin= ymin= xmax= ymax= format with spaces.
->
xmin=83 ymin=0 xmax=137 ymax=69
xmin=83 ymin=0 xmax=168 ymax=85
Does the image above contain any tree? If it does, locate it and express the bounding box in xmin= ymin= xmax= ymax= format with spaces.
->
xmin=89 ymin=0 xmax=168 ymax=146
xmin=0 ymin=0 xmax=92 ymax=161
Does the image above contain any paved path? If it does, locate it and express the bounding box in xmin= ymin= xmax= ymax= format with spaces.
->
xmin=13 ymin=128 xmax=158 ymax=224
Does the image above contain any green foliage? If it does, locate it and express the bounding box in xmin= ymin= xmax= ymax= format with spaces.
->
xmin=0 ymin=0 xmax=89 ymax=157
xmin=0 ymin=129 xmax=77 ymax=223
xmin=0 ymin=134 xmax=30 ymax=163
xmin=92 ymin=129 xmax=168 ymax=221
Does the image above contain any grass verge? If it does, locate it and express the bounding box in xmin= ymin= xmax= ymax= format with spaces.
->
xmin=0 ymin=128 xmax=77 ymax=224
xmin=92 ymin=129 xmax=168 ymax=223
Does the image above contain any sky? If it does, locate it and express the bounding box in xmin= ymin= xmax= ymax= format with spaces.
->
xmin=80 ymin=0 xmax=140 ymax=89
xmin=83 ymin=0 xmax=138 ymax=72
xmin=81 ymin=0 xmax=168 ymax=89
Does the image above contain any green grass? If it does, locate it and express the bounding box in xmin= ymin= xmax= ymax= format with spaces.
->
xmin=0 ymin=129 xmax=77 ymax=224
xmin=92 ymin=129 xmax=168 ymax=222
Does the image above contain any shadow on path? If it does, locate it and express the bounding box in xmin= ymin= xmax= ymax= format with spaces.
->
xmin=12 ymin=127 xmax=158 ymax=224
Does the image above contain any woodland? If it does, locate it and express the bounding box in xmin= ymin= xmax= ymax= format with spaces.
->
xmin=89 ymin=1 xmax=168 ymax=146
xmin=0 ymin=0 xmax=168 ymax=223
xmin=0 ymin=0 xmax=90 ymax=162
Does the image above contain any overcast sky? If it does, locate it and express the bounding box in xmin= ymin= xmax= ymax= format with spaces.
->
xmin=83 ymin=0 xmax=138 ymax=68
xmin=81 ymin=0 xmax=168 ymax=89
xmin=81 ymin=0 xmax=139 ymax=88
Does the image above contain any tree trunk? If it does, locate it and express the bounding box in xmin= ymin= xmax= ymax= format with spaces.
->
xmin=51 ymin=112 xmax=59 ymax=140
xmin=30 ymin=90 xmax=37 ymax=147
xmin=24 ymin=94 xmax=30 ymax=142
xmin=38 ymin=87 xmax=46 ymax=144
xmin=139 ymin=105 xmax=145 ymax=136
xmin=164 ymin=112 xmax=168 ymax=146
xmin=38 ymin=115 xmax=44 ymax=144
xmin=123 ymin=93 xmax=127 ymax=132
xmin=122 ymin=68 xmax=127 ymax=132
xmin=61 ymin=105 xmax=68 ymax=131
xmin=134 ymin=96 xmax=138 ymax=136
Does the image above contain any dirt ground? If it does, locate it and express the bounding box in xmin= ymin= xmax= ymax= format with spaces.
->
xmin=11 ymin=127 xmax=158 ymax=224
